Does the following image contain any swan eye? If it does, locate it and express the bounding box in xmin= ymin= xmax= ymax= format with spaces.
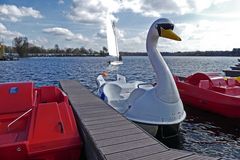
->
xmin=156 ymin=23 xmax=174 ymax=30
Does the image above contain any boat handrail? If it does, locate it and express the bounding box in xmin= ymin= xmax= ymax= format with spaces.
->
xmin=7 ymin=90 xmax=37 ymax=131
xmin=7 ymin=108 xmax=33 ymax=131
xmin=33 ymin=90 xmax=37 ymax=107
xmin=137 ymin=82 xmax=155 ymax=88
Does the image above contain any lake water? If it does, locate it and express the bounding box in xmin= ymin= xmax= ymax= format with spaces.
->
xmin=0 ymin=56 xmax=239 ymax=159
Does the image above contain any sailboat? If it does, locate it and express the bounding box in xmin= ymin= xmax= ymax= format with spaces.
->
xmin=97 ymin=18 xmax=186 ymax=138
xmin=106 ymin=14 xmax=123 ymax=66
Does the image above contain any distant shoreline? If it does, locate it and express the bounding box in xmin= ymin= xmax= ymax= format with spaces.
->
xmin=27 ymin=48 xmax=240 ymax=57
xmin=120 ymin=48 xmax=240 ymax=57
xmin=26 ymin=54 xmax=240 ymax=57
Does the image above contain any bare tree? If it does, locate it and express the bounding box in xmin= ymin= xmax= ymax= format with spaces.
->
xmin=13 ymin=37 xmax=28 ymax=57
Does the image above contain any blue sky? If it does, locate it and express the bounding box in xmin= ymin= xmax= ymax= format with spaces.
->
xmin=1 ymin=0 xmax=240 ymax=52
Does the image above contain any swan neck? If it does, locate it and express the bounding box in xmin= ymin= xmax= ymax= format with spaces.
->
xmin=146 ymin=30 xmax=180 ymax=103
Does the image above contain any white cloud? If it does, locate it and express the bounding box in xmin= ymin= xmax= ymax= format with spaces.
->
xmin=43 ymin=27 xmax=74 ymax=37
xmin=95 ymin=28 xmax=106 ymax=39
xmin=29 ymin=37 xmax=49 ymax=47
xmin=95 ymin=26 xmax=125 ymax=40
xmin=43 ymin=27 xmax=89 ymax=42
xmin=67 ymin=0 xmax=232 ymax=52
xmin=0 ymin=4 xmax=43 ymax=22
xmin=119 ymin=30 xmax=147 ymax=51
xmin=166 ymin=20 xmax=240 ymax=52
xmin=0 ymin=23 xmax=23 ymax=40
xmin=58 ymin=0 xmax=64 ymax=4
xmin=68 ymin=0 xmax=120 ymax=24
xmin=120 ymin=0 xmax=231 ymax=17
xmin=68 ymin=0 xmax=231 ymax=25
xmin=121 ymin=0 xmax=178 ymax=17
xmin=115 ymin=17 xmax=240 ymax=52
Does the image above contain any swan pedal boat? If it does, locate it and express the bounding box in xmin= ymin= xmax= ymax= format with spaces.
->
xmin=174 ymin=72 xmax=240 ymax=118
xmin=0 ymin=82 xmax=82 ymax=160
xmin=97 ymin=18 xmax=186 ymax=138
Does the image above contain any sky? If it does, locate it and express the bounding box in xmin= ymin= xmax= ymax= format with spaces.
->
xmin=0 ymin=0 xmax=240 ymax=52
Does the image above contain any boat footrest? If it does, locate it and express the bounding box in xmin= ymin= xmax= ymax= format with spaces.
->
xmin=0 ymin=133 xmax=18 ymax=145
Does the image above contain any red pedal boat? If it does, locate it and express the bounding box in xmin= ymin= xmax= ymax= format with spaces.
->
xmin=174 ymin=72 xmax=240 ymax=118
xmin=0 ymin=82 xmax=82 ymax=160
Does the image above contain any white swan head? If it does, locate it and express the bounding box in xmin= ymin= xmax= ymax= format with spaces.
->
xmin=148 ymin=18 xmax=181 ymax=42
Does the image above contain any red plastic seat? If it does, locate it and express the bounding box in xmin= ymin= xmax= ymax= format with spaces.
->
xmin=186 ymin=73 xmax=211 ymax=86
xmin=211 ymin=78 xmax=227 ymax=87
xmin=227 ymin=78 xmax=236 ymax=87
xmin=199 ymin=80 xmax=210 ymax=89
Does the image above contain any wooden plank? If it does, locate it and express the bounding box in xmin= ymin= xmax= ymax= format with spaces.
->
xmin=100 ymin=138 xmax=158 ymax=155
xmin=179 ymin=154 xmax=219 ymax=160
xmin=87 ymin=119 xmax=129 ymax=130
xmin=78 ymin=107 xmax=112 ymax=114
xmin=105 ymin=144 xmax=168 ymax=160
xmin=84 ymin=116 xmax=125 ymax=126
xmin=78 ymin=107 xmax=111 ymax=113
xmin=69 ymin=96 xmax=105 ymax=107
xmin=75 ymin=108 xmax=116 ymax=118
xmin=75 ymin=104 xmax=110 ymax=110
xmin=133 ymin=150 xmax=193 ymax=160
xmin=60 ymin=80 xmax=89 ymax=91
xmin=79 ymin=110 xmax=119 ymax=118
xmin=67 ymin=92 xmax=101 ymax=99
xmin=92 ymin=127 xmax=143 ymax=141
xmin=64 ymin=88 xmax=91 ymax=95
xmin=82 ymin=114 xmax=122 ymax=122
xmin=89 ymin=123 xmax=136 ymax=135
xmin=96 ymin=132 xmax=149 ymax=147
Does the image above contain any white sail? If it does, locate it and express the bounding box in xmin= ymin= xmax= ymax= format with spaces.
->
xmin=106 ymin=14 xmax=120 ymax=59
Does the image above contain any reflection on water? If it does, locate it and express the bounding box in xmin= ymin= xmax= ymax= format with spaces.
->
xmin=162 ymin=106 xmax=240 ymax=159
xmin=0 ymin=56 xmax=239 ymax=159
xmin=181 ymin=106 xmax=240 ymax=159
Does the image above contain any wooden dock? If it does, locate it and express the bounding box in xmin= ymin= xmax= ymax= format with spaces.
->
xmin=60 ymin=80 xmax=220 ymax=160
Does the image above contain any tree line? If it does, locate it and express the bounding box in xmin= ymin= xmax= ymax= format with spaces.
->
xmin=5 ymin=37 xmax=109 ymax=57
